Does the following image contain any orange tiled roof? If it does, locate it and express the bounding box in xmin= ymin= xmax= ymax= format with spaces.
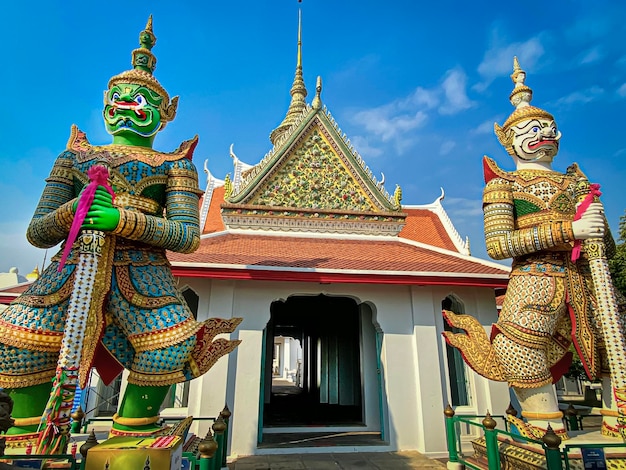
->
xmin=202 ymin=185 xmax=226 ymax=234
xmin=204 ymin=192 xmax=460 ymax=251
xmin=170 ymin=232 xmax=508 ymax=282
xmin=0 ymin=282 xmax=32 ymax=304
xmin=399 ymin=208 xmax=457 ymax=251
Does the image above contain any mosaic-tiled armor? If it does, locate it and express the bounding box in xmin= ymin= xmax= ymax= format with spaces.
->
xmin=483 ymin=157 xmax=613 ymax=387
xmin=0 ymin=18 xmax=241 ymax=446
xmin=444 ymin=57 xmax=625 ymax=440
xmin=0 ymin=127 xmax=240 ymax=389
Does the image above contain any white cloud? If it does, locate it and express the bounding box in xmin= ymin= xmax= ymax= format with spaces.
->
xmin=617 ymin=84 xmax=626 ymax=98
xmin=439 ymin=68 xmax=474 ymax=115
xmin=472 ymin=118 xmax=499 ymax=135
xmin=440 ymin=141 xmax=456 ymax=156
xmin=352 ymin=107 xmax=428 ymax=143
xmin=350 ymin=135 xmax=384 ymax=159
xmin=402 ymin=87 xmax=439 ymax=109
xmin=578 ymin=46 xmax=605 ymax=65
xmin=475 ymin=36 xmax=545 ymax=92
xmin=445 ymin=196 xmax=484 ymax=218
xmin=552 ymin=86 xmax=605 ymax=108
xmin=350 ymin=67 xmax=473 ymax=154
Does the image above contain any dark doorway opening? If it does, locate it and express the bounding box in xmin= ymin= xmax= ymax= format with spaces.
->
xmin=262 ymin=295 xmax=363 ymax=427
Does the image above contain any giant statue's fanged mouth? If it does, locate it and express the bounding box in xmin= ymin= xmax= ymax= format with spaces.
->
xmin=108 ymin=101 xmax=147 ymax=120
xmin=528 ymin=139 xmax=556 ymax=150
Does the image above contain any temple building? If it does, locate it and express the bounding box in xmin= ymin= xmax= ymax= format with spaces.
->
xmin=164 ymin=18 xmax=510 ymax=458
xmin=0 ymin=16 xmax=511 ymax=459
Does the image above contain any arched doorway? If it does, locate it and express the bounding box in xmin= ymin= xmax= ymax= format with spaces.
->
xmin=262 ymin=294 xmax=364 ymax=427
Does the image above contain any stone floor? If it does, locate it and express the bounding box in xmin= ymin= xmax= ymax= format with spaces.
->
xmin=227 ymin=451 xmax=447 ymax=469
xmin=259 ymin=431 xmax=386 ymax=448
xmin=231 ymin=379 xmax=447 ymax=468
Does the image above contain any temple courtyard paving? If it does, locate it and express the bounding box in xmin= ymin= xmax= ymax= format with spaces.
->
xmin=227 ymin=451 xmax=447 ymax=469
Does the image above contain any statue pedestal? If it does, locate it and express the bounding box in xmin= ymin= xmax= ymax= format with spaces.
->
xmin=84 ymin=436 xmax=183 ymax=470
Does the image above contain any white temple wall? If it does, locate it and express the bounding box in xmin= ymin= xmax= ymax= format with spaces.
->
xmin=272 ymin=336 xmax=300 ymax=381
xmin=408 ymin=286 xmax=448 ymax=455
xmin=427 ymin=285 xmax=510 ymax=453
xmin=187 ymin=279 xmax=237 ymax=437
xmin=175 ymin=275 xmax=508 ymax=458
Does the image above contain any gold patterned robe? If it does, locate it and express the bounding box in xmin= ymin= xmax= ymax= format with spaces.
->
xmin=483 ymin=156 xmax=615 ymax=388
xmin=0 ymin=126 xmax=240 ymax=389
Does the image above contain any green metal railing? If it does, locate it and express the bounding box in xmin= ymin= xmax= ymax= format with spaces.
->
xmin=444 ymin=405 xmax=626 ymax=470
xmin=190 ymin=405 xmax=232 ymax=470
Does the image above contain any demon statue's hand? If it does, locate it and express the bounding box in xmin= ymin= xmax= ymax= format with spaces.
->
xmin=572 ymin=202 xmax=605 ymax=240
xmin=81 ymin=185 xmax=120 ymax=231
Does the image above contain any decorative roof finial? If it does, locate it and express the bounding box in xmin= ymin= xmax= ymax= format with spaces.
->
xmin=269 ymin=9 xmax=309 ymax=145
xmin=312 ymin=76 xmax=322 ymax=109
xmin=297 ymin=9 xmax=303 ymax=71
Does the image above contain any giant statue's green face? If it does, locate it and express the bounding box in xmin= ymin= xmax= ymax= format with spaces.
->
xmin=103 ymin=83 xmax=163 ymax=139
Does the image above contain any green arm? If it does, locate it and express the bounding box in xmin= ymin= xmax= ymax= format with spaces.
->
xmin=26 ymin=152 xmax=77 ymax=249
xmin=113 ymin=159 xmax=201 ymax=253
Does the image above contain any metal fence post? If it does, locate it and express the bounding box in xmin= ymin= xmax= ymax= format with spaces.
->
xmin=212 ymin=416 xmax=226 ymax=470
xmin=220 ymin=404 xmax=231 ymax=469
xmin=542 ymin=426 xmax=563 ymax=470
xmin=444 ymin=405 xmax=459 ymax=463
xmin=565 ymin=404 xmax=579 ymax=431
xmin=483 ymin=412 xmax=501 ymax=470
xmin=70 ymin=406 xmax=84 ymax=434
xmin=198 ymin=429 xmax=219 ymax=470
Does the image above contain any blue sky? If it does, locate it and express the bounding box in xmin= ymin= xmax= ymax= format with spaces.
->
xmin=1 ymin=0 xmax=625 ymax=275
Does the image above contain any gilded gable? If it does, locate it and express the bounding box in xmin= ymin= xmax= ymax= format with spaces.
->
xmin=249 ymin=128 xmax=377 ymax=212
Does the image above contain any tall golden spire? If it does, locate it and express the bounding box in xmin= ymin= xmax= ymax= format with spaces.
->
xmin=269 ymin=9 xmax=308 ymax=145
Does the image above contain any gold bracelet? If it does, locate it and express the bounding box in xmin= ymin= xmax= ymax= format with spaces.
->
xmin=561 ymin=221 xmax=575 ymax=243
xmin=13 ymin=416 xmax=43 ymax=426
xmin=112 ymin=412 xmax=160 ymax=426
xmin=521 ymin=411 xmax=563 ymax=420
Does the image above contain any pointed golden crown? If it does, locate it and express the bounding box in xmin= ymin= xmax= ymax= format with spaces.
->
xmin=494 ymin=57 xmax=554 ymax=154
xmin=107 ymin=16 xmax=179 ymax=123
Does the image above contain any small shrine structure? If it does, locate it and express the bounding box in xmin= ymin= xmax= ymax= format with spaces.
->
xmin=165 ymin=16 xmax=511 ymax=458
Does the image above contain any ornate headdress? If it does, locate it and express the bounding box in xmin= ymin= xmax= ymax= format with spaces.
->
xmin=107 ymin=16 xmax=179 ymax=123
xmin=494 ymin=57 xmax=554 ymax=154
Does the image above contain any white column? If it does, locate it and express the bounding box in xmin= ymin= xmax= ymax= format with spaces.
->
xmin=228 ymin=329 xmax=264 ymax=458
xmin=371 ymin=289 xmax=421 ymax=451
xmin=187 ymin=280 xmax=236 ymax=437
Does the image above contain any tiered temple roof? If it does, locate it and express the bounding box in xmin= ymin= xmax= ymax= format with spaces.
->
xmin=169 ymin=14 xmax=509 ymax=287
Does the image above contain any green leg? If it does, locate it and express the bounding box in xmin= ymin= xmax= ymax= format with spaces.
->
xmin=6 ymin=382 xmax=52 ymax=435
xmin=112 ymin=383 xmax=170 ymax=433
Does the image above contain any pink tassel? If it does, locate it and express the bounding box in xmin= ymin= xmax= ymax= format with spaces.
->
xmin=571 ymin=183 xmax=602 ymax=262
xmin=58 ymin=165 xmax=114 ymax=271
